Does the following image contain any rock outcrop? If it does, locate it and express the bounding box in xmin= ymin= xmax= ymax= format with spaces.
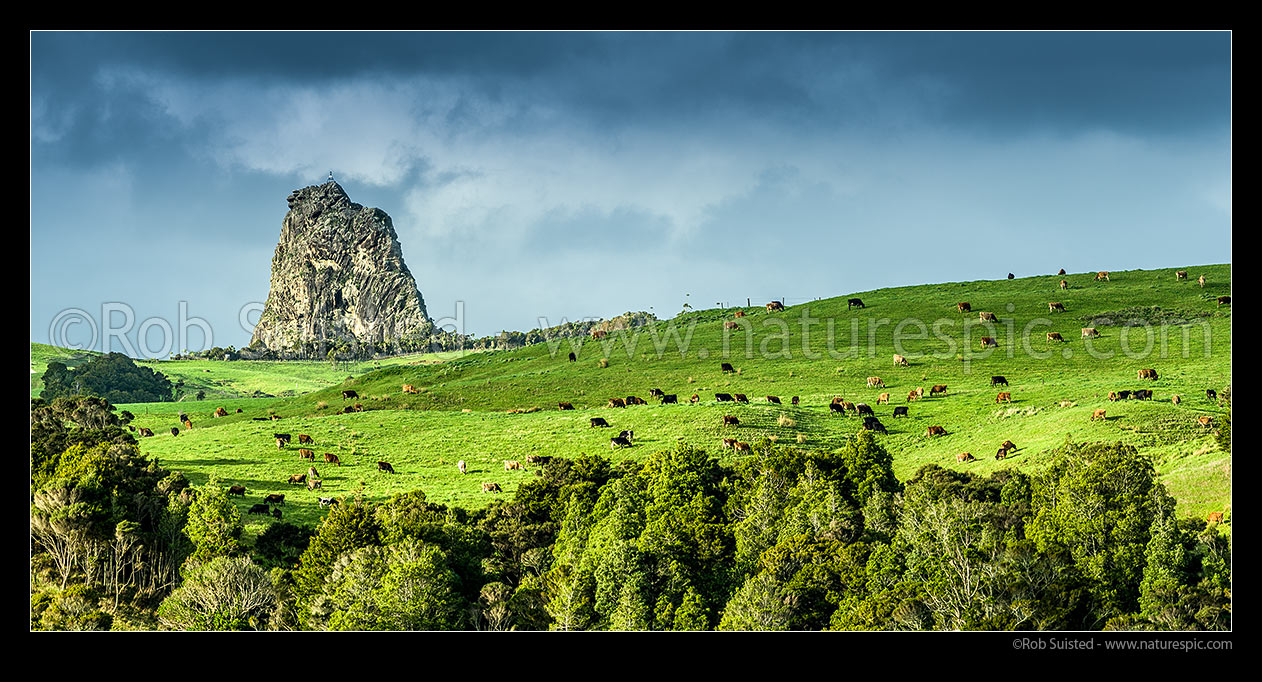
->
xmin=251 ymin=181 xmax=432 ymax=357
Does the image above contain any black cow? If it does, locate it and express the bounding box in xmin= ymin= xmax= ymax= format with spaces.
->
xmin=248 ymin=504 xmax=270 ymax=515
xmin=856 ymin=403 xmax=874 ymax=416
xmin=252 ymin=417 xmax=270 ymax=421
xmin=1206 ymin=389 xmax=1218 ymax=402
xmin=1117 ymin=390 xmax=1132 ymax=400
xmin=591 ymin=417 xmax=611 ymax=428
xmin=1007 ymin=273 xmax=1015 ymax=280
xmin=228 ymin=485 xmax=247 ymax=497
xmin=272 ymin=508 xmax=282 ymax=520
xmin=660 ymin=394 xmax=678 ymax=404
xmin=342 ymin=390 xmax=359 ymax=399
xmin=610 ymin=436 xmax=632 ymax=449
xmin=847 ymin=298 xmax=865 ymax=309
xmin=378 ymin=461 xmax=396 ymax=474
xmin=618 ymin=430 xmax=635 ymax=442
xmin=721 ymin=363 xmax=735 ymax=373
xmin=862 ymin=417 xmax=887 ymax=433
xmin=829 ymin=402 xmax=846 ymax=415
xmin=274 ymin=433 xmax=292 ymax=444
xmin=791 ymin=396 xmax=799 ymax=405
xmin=990 ymin=376 xmax=1008 ymax=386
xmin=1134 ymin=389 xmax=1153 ymax=400
xmin=715 ymin=393 xmax=734 ymax=402
xmin=892 ymin=406 xmax=909 ymax=418
xmin=568 ymin=352 xmax=576 ymax=362
xmin=170 ymin=427 xmax=180 ymax=436
xmin=649 ymin=388 xmax=664 ymax=397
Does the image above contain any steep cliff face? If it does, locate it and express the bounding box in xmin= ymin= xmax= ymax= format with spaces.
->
xmin=250 ymin=181 xmax=432 ymax=356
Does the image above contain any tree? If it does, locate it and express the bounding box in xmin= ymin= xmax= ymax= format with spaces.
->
xmin=320 ymin=540 xmax=466 ymax=631
xmin=156 ymin=556 xmax=277 ymax=630
xmin=40 ymin=352 xmax=173 ymax=403
xmin=182 ymin=478 xmax=244 ymax=570
xmin=294 ymin=496 xmax=381 ymax=606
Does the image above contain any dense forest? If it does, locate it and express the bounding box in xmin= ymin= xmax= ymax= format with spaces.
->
xmin=30 ymin=394 xmax=1230 ymax=631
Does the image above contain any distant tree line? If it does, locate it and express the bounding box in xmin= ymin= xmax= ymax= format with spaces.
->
xmin=40 ymin=353 xmax=173 ymax=404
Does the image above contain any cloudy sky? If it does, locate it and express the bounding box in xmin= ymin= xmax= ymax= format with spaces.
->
xmin=30 ymin=31 xmax=1231 ymax=356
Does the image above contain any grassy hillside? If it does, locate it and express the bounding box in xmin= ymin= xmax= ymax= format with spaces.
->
xmin=29 ymin=343 xmax=99 ymax=396
xmin=119 ymin=264 xmax=1232 ymax=531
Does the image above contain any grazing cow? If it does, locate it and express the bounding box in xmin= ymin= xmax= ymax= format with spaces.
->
xmin=862 ymin=417 xmax=887 ymax=433
xmin=661 ymin=394 xmax=678 ymax=404
xmin=721 ymin=438 xmax=737 ymax=449
xmin=980 ymin=337 xmax=998 ymax=349
xmin=482 ymin=482 xmax=502 ymax=493
xmin=847 ymin=298 xmax=865 ymax=309
xmin=734 ymin=394 xmax=749 ymax=403
xmin=930 ymin=385 xmax=948 ymax=397
xmin=1138 ymin=369 xmax=1159 ymax=381
xmin=182 ymin=419 xmax=193 ymax=430
xmin=716 ymin=393 xmax=734 ymax=402
xmin=1060 ymin=279 xmax=1069 ymax=290
xmin=995 ymin=449 xmax=1008 ymax=461
xmin=927 ymin=425 xmax=946 ymax=437
xmin=288 ymin=474 xmax=307 ymax=485
xmin=907 ymin=390 xmax=920 ymax=403
xmin=866 ymin=376 xmax=885 ymax=388
xmin=171 ymin=428 xmax=180 ymax=437
xmin=876 ymin=393 xmax=890 ymax=405
xmin=690 ymin=394 xmax=700 ymax=404
xmin=1082 ymin=327 xmax=1099 ymax=338
xmin=138 ymin=427 xmax=154 ymax=437
xmin=1095 ymin=271 xmax=1110 ymax=281
xmin=734 ymin=442 xmax=752 ymax=452
xmin=734 ymin=310 xmax=747 ymax=318
xmin=626 ymin=396 xmax=646 ymax=406
xmin=829 ymin=402 xmax=846 ymax=415
xmin=318 ymin=497 xmax=335 ymax=508
xmin=458 ymin=460 xmax=467 ymax=475
xmin=724 ymin=321 xmax=740 ymax=330
xmin=1001 ymin=440 xmax=1017 ymax=453
xmin=980 ymin=312 xmax=998 ymax=322
xmin=618 ymin=430 xmax=635 ymax=442
xmin=856 ymin=403 xmax=874 ymax=416
xmin=1048 ymin=302 xmax=1065 ymax=313
xmin=308 ymin=467 xmax=320 ymax=480
xmin=649 ymin=388 xmax=664 ymax=397
xmin=723 ymin=415 xmax=740 ymax=427
xmin=272 ymin=415 xmax=283 ymax=420
xmin=1206 ymin=389 xmax=1218 ymax=402
xmin=1117 ymin=390 xmax=1132 ymax=400
xmin=558 ymin=402 xmax=575 ymax=410
xmin=248 ymin=504 xmax=270 ymax=515
xmin=991 ymin=376 xmax=1008 ymax=387
xmin=264 ymin=494 xmax=285 ymax=506
xmin=402 ymin=384 xmax=419 ymax=394
xmin=610 ymin=436 xmax=632 ymax=449
xmin=342 ymin=390 xmax=358 ymax=399
xmin=214 ymin=407 xmax=228 ymax=417
xmin=831 ymin=396 xmax=846 ymax=405
xmin=591 ymin=417 xmax=611 ymax=428
xmin=274 ymin=433 xmax=292 ymax=444
xmin=957 ymin=302 xmax=971 ymax=313
xmin=840 ymin=401 xmax=856 ymax=413
xmin=1176 ymin=271 xmax=1188 ymax=280
xmin=893 ymin=406 xmax=909 ymax=418
xmin=299 ymin=448 xmax=315 ymax=461
xmin=228 ymin=485 xmax=247 ymax=497
xmin=766 ymin=301 xmax=785 ymax=312
xmin=791 ymin=396 xmax=799 ymax=405
xmin=607 ymin=398 xmax=627 ymax=408
xmin=1171 ymin=394 xmax=1181 ymax=405
xmin=1197 ymin=416 xmax=1213 ymax=427
xmin=721 ymin=363 xmax=736 ymax=373
xmin=1217 ymin=296 xmax=1231 ymax=307
xmin=956 ymin=452 xmax=976 ymax=463
xmin=378 ymin=461 xmax=396 ymax=474
xmin=1134 ymin=389 xmax=1153 ymax=401
xmin=893 ymin=354 xmax=910 ymax=367
xmin=236 ymin=408 xmax=243 ymax=413
xmin=1058 ymin=268 xmax=1066 ymax=275
xmin=1108 ymin=392 xmax=1119 ymax=402
xmin=996 ymin=392 xmax=1012 ymax=404
xmin=568 ymin=352 xmax=577 ymax=362
xmin=1091 ymin=409 xmax=1107 ymax=421
xmin=324 ymin=453 xmax=342 ymax=466
xmin=276 ymin=438 xmax=287 ymax=450
xmin=1047 ymin=332 xmax=1064 ymax=342
xmin=1007 ymin=273 xmax=1015 ymax=280
xmin=298 ymin=434 xmax=314 ymax=445
xmin=766 ymin=395 xmax=781 ymax=404
xmin=1207 ymin=512 xmax=1224 ymax=524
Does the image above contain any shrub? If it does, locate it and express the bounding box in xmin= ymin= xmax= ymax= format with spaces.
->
xmin=777 ymin=414 xmax=795 ymax=428
xmin=316 ymin=401 xmax=328 ymax=410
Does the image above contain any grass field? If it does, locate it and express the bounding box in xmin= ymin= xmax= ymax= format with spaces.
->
xmin=107 ymin=264 xmax=1229 ymax=530
xmin=30 ymin=343 xmax=99 ymax=396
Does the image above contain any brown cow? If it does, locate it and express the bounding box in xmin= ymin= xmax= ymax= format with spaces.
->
xmin=957 ymin=302 xmax=971 ymax=313
xmin=1197 ymin=416 xmax=1213 ymax=427
xmin=1176 ymin=271 xmax=1188 ymax=280
xmin=1047 ymin=332 xmax=1064 ymax=342
xmin=876 ymin=392 xmax=890 ymax=405
xmin=766 ymin=301 xmax=785 ymax=312
xmin=995 ymin=448 xmax=1008 ymax=461
xmin=995 ymin=392 xmax=1012 ymax=403
xmin=138 ymin=427 xmax=154 ymax=437
xmin=1171 ymin=394 xmax=1181 ymax=406
xmin=378 ymin=461 xmax=396 ymax=474
xmin=734 ymin=442 xmax=752 ymax=452
xmin=403 ymin=384 xmax=419 ymax=394
xmin=307 ymin=479 xmax=322 ymax=491
xmin=1198 ymin=275 xmax=1206 ymax=288
xmin=183 ymin=419 xmax=193 ymax=430
xmin=867 ymin=376 xmax=885 ymax=388
xmin=1091 ymin=409 xmax=1107 ymax=421
xmin=979 ymin=312 xmax=998 ymax=322
xmin=831 ymin=396 xmax=845 ymax=405
xmin=276 ymin=438 xmax=287 ymax=450
xmin=264 ymin=494 xmax=285 ymax=506
xmin=690 ymin=394 xmax=700 ymax=403
xmin=1048 ymin=302 xmax=1065 ymax=312
xmin=607 ymin=398 xmax=626 ymax=408
xmin=841 ymin=401 xmax=856 ymax=413
xmin=1095 ymin=271 xmax=1110 ymax=281
xmin=1207 ymin=512 xmax=1224 ymax=524
xmin=324 ymin=453 xmax=342 ymax=466
xmin=734 ymin=394 xmax=749 ymax=403
xmin=893 ymin=354 xmax=910 ymax=367
xmin=955 ymin=452 xmax=975 ymax=463
xmin=907 ymin=390 xmax=920 ymax=402
xmin=298 ymin=434 xmax=314 ymax=444
xmin=980 ymin=337 xmax=998 ymax=349
xmin=724 ymin=321 xmax=740 ymax=330
xmin=558 ymin=402 xmax=575 ymax=410
xmin=227 ymin=485 xmax=247 ymax=497
xmin=1057 ymin=268 xmax=1066 ymax=275
xmin=626 ymin=396 xmax=646 ymax=406
xmin=1001 ymin=440 xmax=1017 ymax=453
xmin=830 ymin=402 xmax=846 ymax=415
xmin=526 ymin=454 xmax=552 ymax=466
xmin=1108 ymin=392 xmax=1119 ymax=402
xmin=1060 ymin=279 xmax=1068 ymax=290
xmin=590 ymin=329 xmax=607 ymax=339
xmin=721 ymin=438 xmax=737 ymax=449
xmin=929 ymin=385 xmax=948 ymax=397
xmin=1217 ymin=296 xmax=1231 ymax=307
xmin=734 ymin=310 xmax=746 ymax=318
xmin=503 ymin=461 xmax=522 ymax=471
xmin=1138 ymin=368 xmax=1158 ymax=380
xmin=482 ymin=482 xmax=502 ymax=493
xmin=723 ymin=415 xmax=740 ymax=427
xmin=299 ymin=448 xmax=315 ymax=460
xmin=927 ymin=425 xmax=946 ymax=437
xmin=1082 ymin=327 xmax=1099 ymax=338
xmin=288 ymin=474 xmax=307 ymax=484
xmin=766 ymin=395 xmax=781 ymax=404
xmin=214 ymin=407 xmax=228 ymax=417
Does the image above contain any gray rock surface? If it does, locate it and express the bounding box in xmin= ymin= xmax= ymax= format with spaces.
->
xmin=251 ymin=181 xmax=431 ymax=356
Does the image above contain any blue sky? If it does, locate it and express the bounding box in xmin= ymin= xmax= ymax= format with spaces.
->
xmin=30 ymin=31 xmax=1231 ymax=356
